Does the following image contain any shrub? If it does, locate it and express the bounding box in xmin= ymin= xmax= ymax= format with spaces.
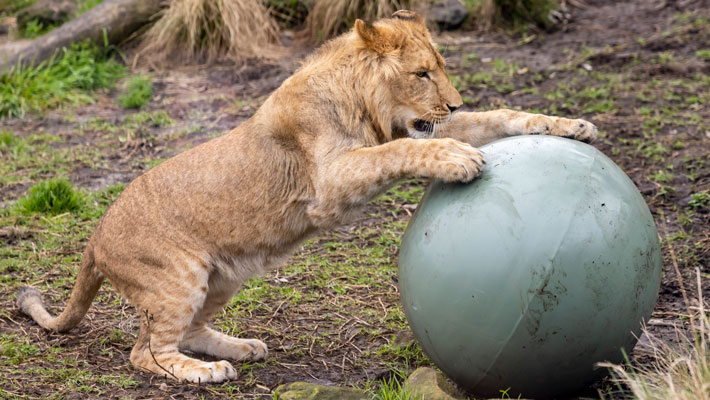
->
xmin=16 ymin=178 xmax=84 ymax=215
xmin=303 ymin=0 xmax=423 ymax=42
xmin=137 ymin=0 xmax=281 ymax=66
xmin=118 ymin=75 xmax=153 ymax=109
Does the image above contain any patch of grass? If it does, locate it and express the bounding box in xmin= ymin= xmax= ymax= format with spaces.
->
xmin=0 ymin=41 xmax=125 ymax=119
xmin=20 ymin=18 xmax=55 ymax=39
xmin=118 ymin=75 xmax=153 ymax=109
xmin=368 ymin=370 xmax=417 ymax=400
xmin=448 ymin=74 xmax=464 ymax=91
xmin=650 ymin=170 xmax=673 ymax=184
xmin=126 ymin=110 xmax=173 ymax=128
xmin=688 ymin=191 xmax=710 ymax=210
xmin=375 ymin=341 xmax=430 ymax=374
xmin=21 ymin=366 xmax=139 ymax=394
xmin=15 ymin=178 xmax=84 ymax=215
xmin=694 ymin=49 xmax=710 ymax=60
xmin=0 ymin=334 xmax=40 ymax=365
xmin=0 ymin=130 xmax=23 ymax=152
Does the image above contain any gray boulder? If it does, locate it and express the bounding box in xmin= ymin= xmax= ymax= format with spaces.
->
xmin=428 ymin=0 xmax=468 ymax=30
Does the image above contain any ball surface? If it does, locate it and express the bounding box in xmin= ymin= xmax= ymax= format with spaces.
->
xmin=398 ymin=135 xmax=661 ymax=398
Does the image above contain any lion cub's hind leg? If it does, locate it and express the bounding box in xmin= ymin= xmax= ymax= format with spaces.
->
xmin=127 ymin=261 xmax=238 ymax=383
xmin=180 ymin=287 xmax=268 ymax=362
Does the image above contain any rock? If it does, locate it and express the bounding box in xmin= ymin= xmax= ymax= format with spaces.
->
xmin=393 ymin=329 xmax=417 ymax=349
xmin=406 ymin=367 xmax=535 ymax=400
xmin=273 ymin=382 xmax=368 ymax=400
xmin=16 ymin=0 xmax=76 ymax=30
xmin=406 ymin=367 xmax=465 ymax=400
xmin=428 ymin=0 xmax=468 ymax=30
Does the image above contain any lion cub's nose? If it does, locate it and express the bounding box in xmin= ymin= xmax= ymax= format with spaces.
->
xmin=446 ymin=104 xmax=460 ymax=113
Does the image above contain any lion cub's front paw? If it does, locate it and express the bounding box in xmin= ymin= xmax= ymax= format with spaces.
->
xmin=549 ymin=118 xmax=598 ymax=143
xmin=242 ymin=339 xmax=268 ymax=361
xmin=425 ymin=138 xmax=485 ymax=183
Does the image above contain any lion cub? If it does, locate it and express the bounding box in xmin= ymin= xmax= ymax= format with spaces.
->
xmin=17 ymin=10 xmax=597 ymax=382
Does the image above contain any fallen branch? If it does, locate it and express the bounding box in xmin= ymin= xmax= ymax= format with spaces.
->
xmin=0 ymin=0 xmax=163 ymax=72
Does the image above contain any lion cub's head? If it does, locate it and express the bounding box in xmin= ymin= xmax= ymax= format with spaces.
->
xmin=354 ymin=10 xmax=462 ymax=139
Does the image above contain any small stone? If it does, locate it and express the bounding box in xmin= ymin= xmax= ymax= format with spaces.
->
xmin=406 ymin=367 xmax=465 ymax=400
xmin=428 ymin=0 xmax=468 ymax=30
xmin=273 ymin=382 xmax=368 ymax=400
xmin=393 ymin=329 xmax=416 ymax=349
xmin=158 ymin=383 xmax=168 ymax=391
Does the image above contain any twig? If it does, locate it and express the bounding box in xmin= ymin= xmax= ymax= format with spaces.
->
xmin=143 ymin=309 xmax=179 ymax=381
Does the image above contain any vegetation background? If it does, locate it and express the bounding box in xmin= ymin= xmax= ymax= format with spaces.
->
xmin=0 ymin=0 xmax=708 ymax=399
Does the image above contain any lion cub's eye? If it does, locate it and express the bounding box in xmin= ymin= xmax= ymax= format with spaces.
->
xmin=415 ymin=71 xmax=430 ymax=79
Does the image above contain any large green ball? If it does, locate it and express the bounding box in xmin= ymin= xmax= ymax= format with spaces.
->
xmin=398 ymin=135 xmax=661 ymax=398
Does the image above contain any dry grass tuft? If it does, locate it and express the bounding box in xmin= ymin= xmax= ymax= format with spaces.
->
xmin=600 ymin=269 xmax=710 ymax=400
xmin=302 ymin=0 xmax=426 ymax=43
xmin=136 ymin=0 xmax=281 ymax=67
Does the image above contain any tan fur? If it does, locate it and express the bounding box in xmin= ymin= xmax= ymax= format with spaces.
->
xmin=16 ymin=11 xmax=597 ymax=383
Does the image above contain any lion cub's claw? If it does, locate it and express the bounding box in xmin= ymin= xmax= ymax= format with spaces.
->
xmin=555 ymin=118 xmax=598 ymax=143
xmin=428 ymin=138 xmax=485 ymax=183
xmin=242 ymin=339 xmax=268 ymax=361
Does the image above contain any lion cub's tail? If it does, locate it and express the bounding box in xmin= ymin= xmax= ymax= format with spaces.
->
xmin=16 ymin=245 xmax=104 ymax=332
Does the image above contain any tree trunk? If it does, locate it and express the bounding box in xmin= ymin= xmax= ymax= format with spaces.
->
xmin=0 ymin=0 xmax=163 ymax=72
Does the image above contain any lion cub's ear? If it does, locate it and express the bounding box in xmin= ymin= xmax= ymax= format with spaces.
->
xmin=391 ymin=10 xmax=425 ymax=25
xmin=354 ymin=19 xmax=400 ymax=54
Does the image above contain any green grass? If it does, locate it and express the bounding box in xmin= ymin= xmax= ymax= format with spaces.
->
xmin=0 ymin=334 xmax=40 ymax=365
xmin=689 ymin=191 xmax=710 ymax=210
xmin=650 ymin=170 xmax=673 ymax=183
xmin=14 ymin=178 xmax=84 ymax=215
xmin=0 ymin=41 xmax=124 ymax=119
xmin=118 ymin=75 xmax=153 ymax=109
xmin=369 ymin=370 xmax=418 ymax=400
xmin=374 ymin=341 xmax=430 ymax=374
xmin=20 ymin=18 xmax=55 ymax=39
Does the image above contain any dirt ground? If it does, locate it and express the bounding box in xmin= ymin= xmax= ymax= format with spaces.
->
xmin=1 ymin=0 xmax=709 ymax=399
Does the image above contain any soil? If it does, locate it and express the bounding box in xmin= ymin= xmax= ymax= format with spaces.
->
xmin=1 ymin=0 xmax=709 ymax=398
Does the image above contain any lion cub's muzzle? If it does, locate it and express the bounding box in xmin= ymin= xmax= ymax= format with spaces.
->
xmin=412 ymin=107 xmax=456 ymax=133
